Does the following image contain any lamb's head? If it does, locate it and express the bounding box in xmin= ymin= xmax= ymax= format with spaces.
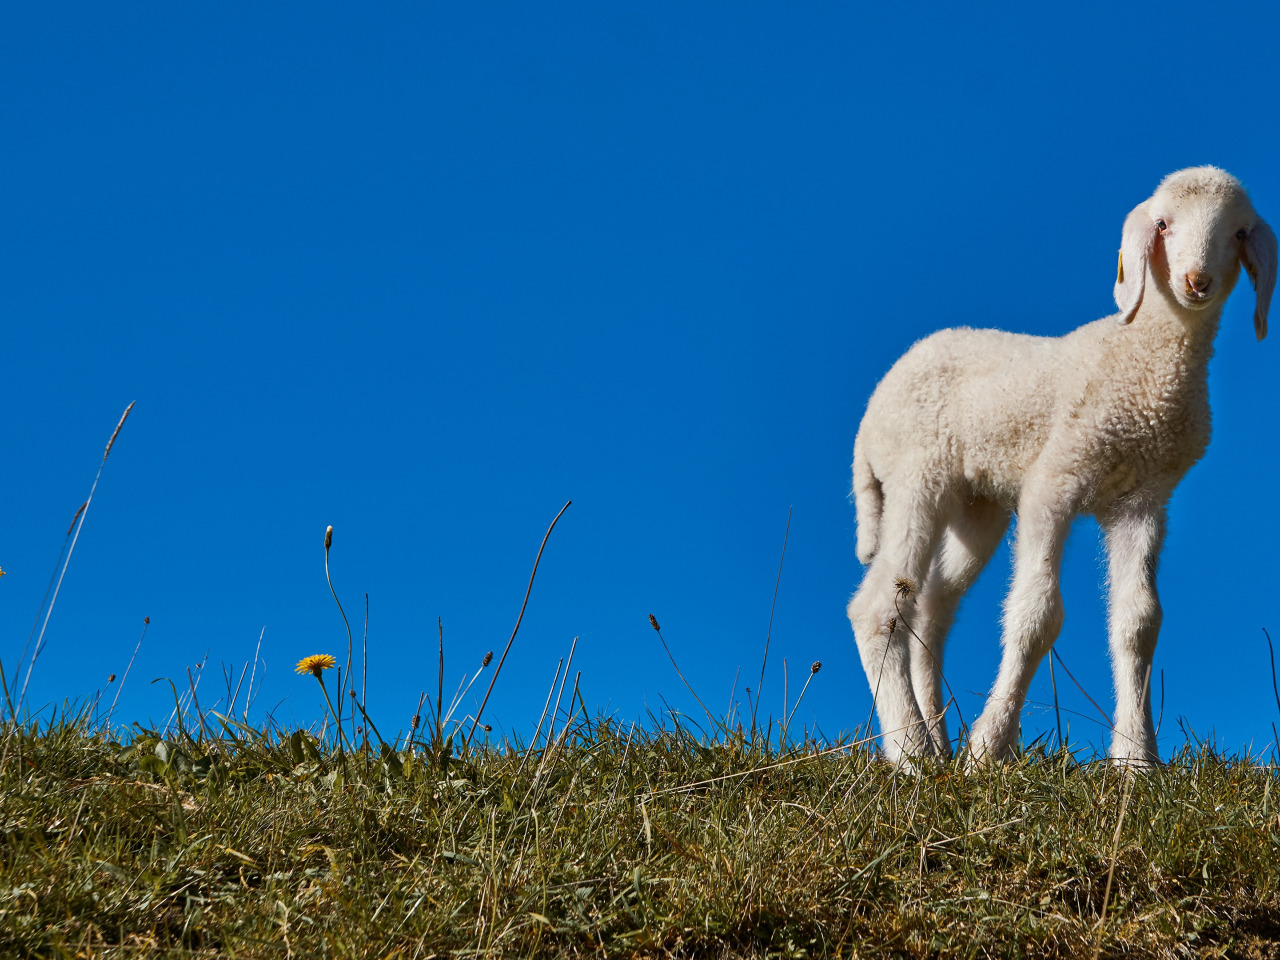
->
xmin=1114 ymin=166 xmax=1277 ymax=339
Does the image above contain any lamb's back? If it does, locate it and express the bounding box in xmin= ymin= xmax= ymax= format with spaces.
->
xmin=859 ymin=327 xmax=1069 ymax=499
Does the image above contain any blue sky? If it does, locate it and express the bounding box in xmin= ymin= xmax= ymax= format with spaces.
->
xmin=2 ymin=3 xmax=1279 ymax=758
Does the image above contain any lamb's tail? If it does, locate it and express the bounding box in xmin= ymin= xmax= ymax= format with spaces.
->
xmin=852 ymin=431 xmax=882 ymax=566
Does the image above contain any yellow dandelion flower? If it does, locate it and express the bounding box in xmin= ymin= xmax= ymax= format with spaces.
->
xmin=296 ymin=654 xmax=336 ymax=679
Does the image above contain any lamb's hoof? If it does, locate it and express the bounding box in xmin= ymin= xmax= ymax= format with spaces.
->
xmin=964 ymin=732 xmax=1016 ymax=770
xmin=879 ymin=742 xmax=935 ymax=776
xmin=1109 ymin=753 xmax=1161 ymax=773
xmin=888 ymin=744 xmax=948 ymax=776
xmin=890 ymin=754 xmax=926 ymax=776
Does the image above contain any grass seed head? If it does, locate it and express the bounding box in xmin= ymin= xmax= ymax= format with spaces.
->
xmin=811 ymin=661 xmax=821 ymax=674
xmin=482 ymin=651 xmax=493 ymax=667
xmin=649 ymin=614 xmax=660 ymax=632
xmin=325 ymin=525 xmax=333 ymax=550
xmin=894 ymin=576 xmax=916 ymax=599
xmin=107 ymin=674 xmax=116 ymax=683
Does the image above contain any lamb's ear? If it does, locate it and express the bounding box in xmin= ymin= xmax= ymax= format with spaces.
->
xmin=1241 ymin=219 xmax=1277 ymax=341
xmin=1114 ymin=201 xmax=1157 ymax=324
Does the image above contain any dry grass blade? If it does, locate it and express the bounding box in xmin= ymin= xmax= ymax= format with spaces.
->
xmin=516 ymin=658 xmax=564 ymax=779
xmin=649 ymin=615 xmax=722 ymax=734
xmin=465 ymin=500 xmax=571 ymax=748
xmin=545 ymin=636 xmax=578 ymax=748
xmin=1052 ymin=647 xmax=1114 ymax=729
xmin=1049 ymin=648 xmax=1064 ymax=750
xmin=752 ymin=505 xmax=791 ymax=735
xmin=15 ymin=401 xmax=136 ymax=712
xmin=1265 ymin=628 xmax=1280 ymax=725
xmin=890 ymin=583 xmax=969 ymax=748
xmin=781 ymin=660 xmax=822 ymax=741
xmin=436 ymin=617 xmax=445 ymax=754
xmin=106 ymin=617 xmax=149 ymax=723
xmin=5 ymin=510 xmax=77 ymax=720
xmin=243 ymin=626 xmax=265 ymax=721
xmin=322 ymin=525 xmax=354 ymax=734
xmin=362 ymin=592 xmax=369 ymax=751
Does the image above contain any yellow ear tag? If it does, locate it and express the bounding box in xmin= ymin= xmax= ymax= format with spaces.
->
xmin=1116 ymin=250 xmax=1124 ymax=284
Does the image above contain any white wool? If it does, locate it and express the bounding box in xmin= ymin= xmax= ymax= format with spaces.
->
xmin=848 ymin=167 xmax=1277 ymax=767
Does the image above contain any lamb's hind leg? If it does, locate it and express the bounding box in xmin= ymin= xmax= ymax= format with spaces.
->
xmin=910 ymin=497 xmax=1011 ymax=758
xmin=848 ymin=484 xmax=946 ymax=766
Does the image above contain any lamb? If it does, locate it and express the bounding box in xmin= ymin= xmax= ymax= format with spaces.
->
xmin=847 ymin=167 xmax=1276 ymax=767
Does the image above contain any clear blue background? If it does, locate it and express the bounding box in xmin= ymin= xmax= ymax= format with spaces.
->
xmin=2 ymin=2 xmax=1277 ymax=758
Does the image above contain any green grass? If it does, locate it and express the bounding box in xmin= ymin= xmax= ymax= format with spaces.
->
xmin=11 ymin=379 xmax=1279 ymax=957
xmin=3 ymin=712 xmax=1280 ymax=958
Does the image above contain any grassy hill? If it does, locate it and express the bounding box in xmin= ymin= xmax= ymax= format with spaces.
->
xmin=3 ymin=713 xmax=1280 ymax=958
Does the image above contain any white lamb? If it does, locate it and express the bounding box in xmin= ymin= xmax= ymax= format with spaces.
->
xmin=848 ymin=167 xmax=1276 ymax=766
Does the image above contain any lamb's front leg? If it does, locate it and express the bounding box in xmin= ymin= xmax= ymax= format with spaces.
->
xmin=969 ymin=493 xmax=1070 ymax=763
xmin=1101 ymin=499 xmax=1166 ymax=767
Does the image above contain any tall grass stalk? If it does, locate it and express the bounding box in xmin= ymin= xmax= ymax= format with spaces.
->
xmin=545 ymin=636 xmax=578 ymax=748
xmin=362 ymin=592 xmax=369 ymax=751
xmin=322 ymin=525 xmax=353 ymax=735
xmin=752 ymin=505 xmax=791 ymax=736
xmin=242 ymin=627 xmax=265 ymax=721
xmin=466 ymin=499 xmax=571 ymax=749
xmin=16 ymin=402 xmax=135 ymax=713
xmin=6 ymin=506 xmax=78 ymax=718
xmin=1052 ymin=647 xmax=1114 ymax=729
xmin=649 ymin=614 xmax=722 ymax=734
xmin=517 ymin=657 xmax=564 ymax=779
xmin=105 ymin=616 xmax=148 ymax=724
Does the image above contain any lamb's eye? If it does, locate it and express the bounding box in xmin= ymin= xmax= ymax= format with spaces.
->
xmin=1237 ymin=228 xmax=1249 ymax=241
xmin=1156 ymin=219 xmax=1168 ymax=232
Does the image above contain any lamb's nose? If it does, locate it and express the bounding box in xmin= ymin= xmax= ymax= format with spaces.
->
xmin=1186 ymin=271 xmax=1213 ymax=295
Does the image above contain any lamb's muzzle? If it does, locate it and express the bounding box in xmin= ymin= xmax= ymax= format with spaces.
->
xmin=1185 ymin=271 xmax=1212 ymax=297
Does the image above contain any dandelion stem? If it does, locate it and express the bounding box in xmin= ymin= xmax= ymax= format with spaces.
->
xmin=316 ymin=676 xmax=347 ymax=754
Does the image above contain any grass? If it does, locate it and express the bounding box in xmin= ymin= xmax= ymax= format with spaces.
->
xmin=3 ymin=711 xmax=1280 ymax=958
xmin=8 ymin=426 xmax=1280 ymax=956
